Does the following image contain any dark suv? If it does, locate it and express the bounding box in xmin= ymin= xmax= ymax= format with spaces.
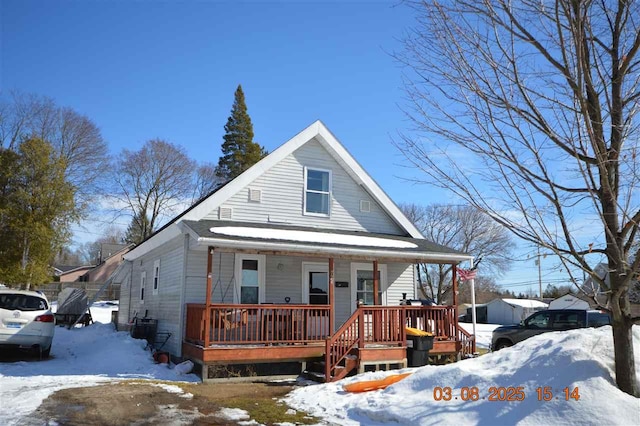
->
xmin=491 ymin=309 xmax=610 ymax=351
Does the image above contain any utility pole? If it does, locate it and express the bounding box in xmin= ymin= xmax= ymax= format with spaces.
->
xmin=537 ymin=247 xmax=542 ymax=300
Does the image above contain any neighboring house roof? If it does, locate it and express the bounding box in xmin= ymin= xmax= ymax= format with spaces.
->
xmin=54 ymin=265 xmax=92 ymax=274
xmin=57 ymin=265 xmax=95 ymax=275
xmin=490 ymin=298 xmax=548 ymax=309
xmin=181 ymin=220 xmax=469 ymax=263
xmin=99 ymin=243 xmax=133 ymax=262
xmin=125 ymin=121 xmax=430 ymax=261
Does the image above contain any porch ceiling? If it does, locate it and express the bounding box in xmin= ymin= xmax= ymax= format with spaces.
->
xmin=180 ymin=220 xmax=471 ymax=264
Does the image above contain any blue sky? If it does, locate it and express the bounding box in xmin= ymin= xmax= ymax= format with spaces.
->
xmin=1 ymin=0 xmax=563 ymax=292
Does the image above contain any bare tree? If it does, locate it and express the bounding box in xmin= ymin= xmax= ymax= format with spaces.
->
xmin=0 ymin=91 xmax=110 ymax=215
xmin=113 ymin=139 xmax=195 ymax=243
xmin=401 ymin=203 xmax=515 ymax=303
xmin=458 ymin=276 xmax=508 ymax=305
xmin=192 ymin=162 xmax=221 ymax=203
xmin=395 ymin=0 xmax=639 ymax=396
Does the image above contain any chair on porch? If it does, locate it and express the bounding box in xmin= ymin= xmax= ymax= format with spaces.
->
xmin=214 ymin=309 xmax=249 ymax=330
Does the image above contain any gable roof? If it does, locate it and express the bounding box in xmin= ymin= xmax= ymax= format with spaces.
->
xmin=126 ymin=121 xmax=423 ymax=260
xmin=182 ymin=120 xmax=422 ymax=235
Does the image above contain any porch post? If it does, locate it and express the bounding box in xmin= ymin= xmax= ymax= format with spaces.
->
xmin=373 ymin=260 xmax=379 ymax=305
xmin=329 ymin=257 xmax=335 ymax=334
xmin=204 ymin=246 xmax=214 ymax=347
xmin=373 ymin=260 xmax=380 ymax=340
xmin=452 ymin=264 xmax=458 ymax=339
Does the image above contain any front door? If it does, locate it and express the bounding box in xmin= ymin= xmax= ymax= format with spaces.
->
xmin=302 ymin=263 xmax=329 ymax=305
xmin=302 ymin=263 xmax=330 ymax=336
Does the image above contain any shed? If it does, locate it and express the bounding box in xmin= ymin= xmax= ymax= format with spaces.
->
xmin=486 ymin=298 xmax=548 ymax=325
xmin=548 ymin=294 xmax=590 ymax=310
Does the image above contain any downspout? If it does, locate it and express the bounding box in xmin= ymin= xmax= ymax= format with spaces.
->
xmin=177 ymin=234 xmax=189 ymax=357
xmin=127 ymin=260 xmax=133 ymax=325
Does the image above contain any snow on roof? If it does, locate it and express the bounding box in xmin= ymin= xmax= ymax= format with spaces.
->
xmin=501 ymin=298 xmax=549 ymax=308
xmin=209 ymin=226 xmax=419 ymax=249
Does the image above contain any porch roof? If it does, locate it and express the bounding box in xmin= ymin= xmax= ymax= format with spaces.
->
xmin=181 ymin=220 xmax=470 ymax=264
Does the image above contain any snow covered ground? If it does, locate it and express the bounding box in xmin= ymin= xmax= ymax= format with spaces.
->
xmin=0 ymin=301 xmax=199 ymax=425
xmin=286 ymin=325 xmax=640 ymax=426
xmin=459 ymin=322 xmax=500 ymax=349
xmin=2 ymin=302 xmax=639 ymax=426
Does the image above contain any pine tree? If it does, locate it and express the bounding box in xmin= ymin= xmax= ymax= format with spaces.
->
xmin=215 ymin=85 xmax=267 ymax=181
xmin=124 ymin=211 xmax=150 ymax=245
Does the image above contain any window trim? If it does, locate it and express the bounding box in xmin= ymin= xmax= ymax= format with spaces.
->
xmin=350 ymin=262 xmax=387 ymax=311
xmin=140 ymin=271 xmax=146 ymax=305
xmin=234 ymin=254 xmax=266 ymax=304
xmin=153 ymin=259 xmax=160 ymax=295
xmin=303 ymin=167 xmax=332 ymax=217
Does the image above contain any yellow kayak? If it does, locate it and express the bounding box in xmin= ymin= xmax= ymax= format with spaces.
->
xmin=343 ymin=373 xmax=412 ymax=393
xmin=405 ymin=327 xmax=432 ymax=336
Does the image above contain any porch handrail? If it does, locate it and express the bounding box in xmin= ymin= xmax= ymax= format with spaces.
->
xmin=457 ymin=324 xmax=476 ymax=357
xmin=325 ymin=307 xmax=363 ymax=381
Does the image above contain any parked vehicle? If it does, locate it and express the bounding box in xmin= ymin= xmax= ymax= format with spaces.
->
xmin=0 ymin=289 xmax=55 ymax=358
xmin=491 ymin=309 xmax=610 ymax=351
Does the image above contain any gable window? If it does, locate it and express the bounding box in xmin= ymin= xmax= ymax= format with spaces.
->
xmin=153 ymin=260 xmax=160 ymax=295
xmin=140 ymin=271 xmax=146 ymax=304
xmin=304 ymin=167 xmax=331 ymax=216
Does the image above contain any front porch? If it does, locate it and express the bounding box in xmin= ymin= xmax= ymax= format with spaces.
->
xmin=183 ymin=303 xmax=476 ymax=382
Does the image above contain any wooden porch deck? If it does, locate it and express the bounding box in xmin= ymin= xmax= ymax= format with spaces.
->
xmin=184 ymin=304 xmax=475 ymax=381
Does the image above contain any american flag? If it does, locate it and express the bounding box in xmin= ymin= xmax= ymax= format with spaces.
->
xmin=457 ymin=267 xmax=477 ymax=281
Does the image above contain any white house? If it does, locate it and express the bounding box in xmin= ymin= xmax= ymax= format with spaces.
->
xmin=114 ymin=121 xmax=474 ymax=381
xmin=486 ymin=298 xmax=548 ymax=325
xmin=548 ymin=294 xmax=590 ymax=310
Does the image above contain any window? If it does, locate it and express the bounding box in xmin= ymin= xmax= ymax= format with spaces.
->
xmin=525 ymin=311 xmax=551 ymax=329
xmin=356 ymin=270 xmax=382 ymax=305
xmin=153 ymin=260 xmax=160 ymax=295
xmin=235 ymin=254 xmax=265 ymax=304
xmin=140 ymin=271 xmax=146 ymax=304
xmin=304 ymin=167 xmax=331 ymax=216
xmin=551 ymin=311 xmax=582 ymax=330
xmin=309 ymin=271 xmax=329 ymax=305
xmin=350 ymin=263 xmax=387 ymax=308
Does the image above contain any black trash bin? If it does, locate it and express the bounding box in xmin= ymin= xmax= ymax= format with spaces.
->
xmin=407 ymin=334 xmax=434 ymax=367
xmin=130 ymin=317 xmax=158 ymax=342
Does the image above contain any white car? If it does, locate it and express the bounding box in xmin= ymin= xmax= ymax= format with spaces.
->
xmin=0 ymin=289 xmax=55 ymax=358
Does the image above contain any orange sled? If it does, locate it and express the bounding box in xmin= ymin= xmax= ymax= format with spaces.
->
xmin=342 ymin=373 xmax=412 ymax=393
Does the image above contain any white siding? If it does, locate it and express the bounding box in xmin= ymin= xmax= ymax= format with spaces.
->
xmin=386 ymin=263 xmax=416 ymax=306
xmin=126 ymin=236 xmax=185 ymax=356
xmin=203 ymin=138 xmax=404 ymax=235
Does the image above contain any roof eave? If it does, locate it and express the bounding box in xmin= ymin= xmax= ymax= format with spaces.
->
xmin=195 ymin=237 xmax=471 ymax=264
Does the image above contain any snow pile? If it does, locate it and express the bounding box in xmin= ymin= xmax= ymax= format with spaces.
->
xmin=285 ymin=326 xmax=640 ymax=426
xmin=0 ymin=302 xmax=199 ymax=425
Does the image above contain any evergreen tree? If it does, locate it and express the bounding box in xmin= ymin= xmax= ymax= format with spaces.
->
xmin=124 ymin=211 xmax=150 ymax=245
xmin=215 ymin=85 xmax=267 ymax=181
xmin=0 ymin=138 xmax=75 ymax=287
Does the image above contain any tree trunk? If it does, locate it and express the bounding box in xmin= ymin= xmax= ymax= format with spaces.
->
xmin=611 ymin=315 xmax=638 ymax=397
xmin=609 ymin=269 xmax=638 ymax=397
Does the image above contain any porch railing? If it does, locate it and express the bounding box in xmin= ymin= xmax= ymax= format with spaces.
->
xmin=185 ymin=303 xmax=331 ymax=346
xmin=457 ymin=324 xmax=476 ymax=357
xmin=403 ymin=305 xmax=457 ymax=338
